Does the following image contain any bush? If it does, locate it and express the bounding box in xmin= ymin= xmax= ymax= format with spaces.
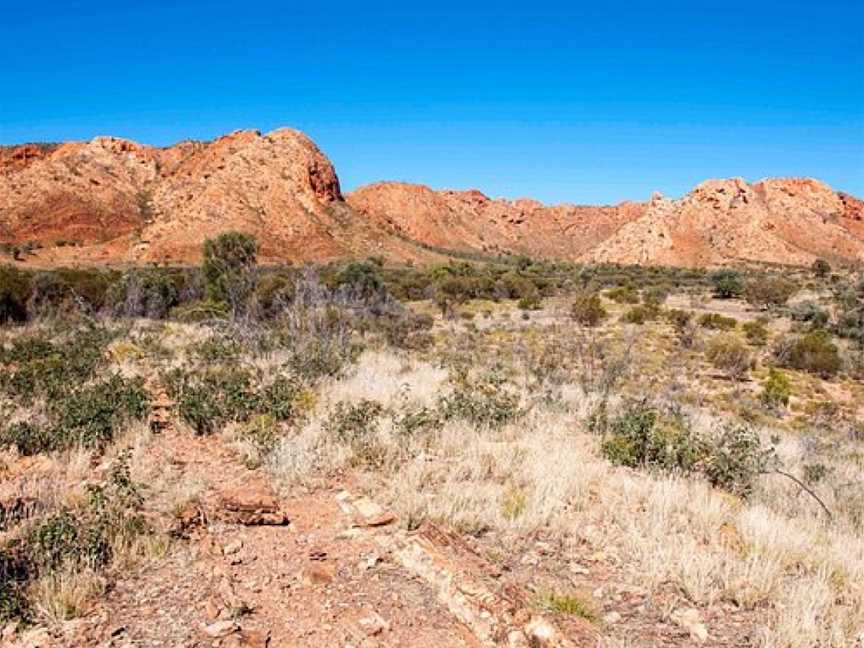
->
xmin=744 ymin=277 xmax=797 ymax=309
xmin=438 ymin=372 xmax=521 ymax=428
xmin=742 ymin=320 xmax=769 ymax=346
xmin=774 ymin=330 xmax=842 ymax=377
xmin=324 ymin=400 xmax=384 ymax=446
xmin=600 ymin=401 xmax=773 ymax=497
xmin=600 ymin=402 xmax=704 ymax=473
xmin=606 ymin=286 xmax=640 ymax=304
xmin=570 ymin=292 xmax=607 ymax=327
xmin=761 ymin=368 xmax=791 ymax=409
xmin=202 ymin=232 xmax=258 ymax=316
xmin=334 ymin=262 xmax=386 ymax=303
xmin=710 ymin=269 xmax=744 ymax=299
xmin=642 ymin=285 xmax=669 ymax=308
xmin=517 ymin=293 xmax=542 ymax=311
xmin=165 ymin=367 xmax=258 ymax=435
xmin=621 ymin=305 xmax=659 ymax=325
xmin=812 ymin=258 xmax=831 ymax=278
xmin=702 ymin=425 xmax=773 ymax=497
xmin=106 ymin=269 xmax=178 ymax=319
xmin=698 ymin=313 xmax=737 ymax=330
xmin=789 ymin=301 xmax=829 ymax=329
xmin=0 ymin=376 xmax=150 ymax=455
xmin=705 ymin=334 xmax=752 ymax=381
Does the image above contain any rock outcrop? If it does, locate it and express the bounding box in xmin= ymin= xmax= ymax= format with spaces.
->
xmin=1 ymin=128 xmax=862 ymax=267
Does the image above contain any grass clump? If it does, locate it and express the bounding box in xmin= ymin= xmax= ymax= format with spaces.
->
xmin=539 ymin=592 xmax=596 ymax=620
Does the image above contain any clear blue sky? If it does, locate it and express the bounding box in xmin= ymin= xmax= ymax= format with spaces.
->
xmin=1 ymin=1 xmax=862 ymax=204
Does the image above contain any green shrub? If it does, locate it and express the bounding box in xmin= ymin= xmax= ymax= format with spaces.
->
xmin=642 ymin=285 xmax=670 ymax=308
xmin=165 ymin=367 xmax=258 ymax=435
xmin=600 ymin=402 xmax=703 ymax=473
xmin=698 ymin=313 xmax=737 ymax=330
xmin=710 ymin=269 xmax=744 ymax=299
xmin=789 ymin=301 xmax=829 ymax=329
xmin=1 ymin=375 xmax=150 ymax=455
xmin=570 ymin=292 xmax=608 ymax=327
xmin=334 ymin=262 xmax=385 ymax=302
xmin=324 ymin=400 xmax=384 ymax=444
xmin=438 ymin=372 xmax=521 ymax=428
xmin=202 ymin=232 xmax=258 ymax=316
xmin=761 ymin=368 xmax=791 ymax=409
xmin=774 ymin=330 xmax=842 ymax=377
xmin=701 ymin=425 xmax=773 ymax=497
xmin=392 ymin=405 xmax=443 ymax=439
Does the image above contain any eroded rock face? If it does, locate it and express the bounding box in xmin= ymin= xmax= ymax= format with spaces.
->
xmin=589 ymin=177 xmax=864 ymax=266
xmin=1 ymin=127 xmax=862 ymax=268
xmin=347 ymin=181 xmax=646 ymax=260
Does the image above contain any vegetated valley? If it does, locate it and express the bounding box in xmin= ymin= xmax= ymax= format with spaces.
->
xmin=0 ymin=236 xmax=862 ymax=647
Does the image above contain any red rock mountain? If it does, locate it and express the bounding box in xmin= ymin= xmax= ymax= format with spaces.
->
xmin=1 ymin=128 xmax=862 ymax=267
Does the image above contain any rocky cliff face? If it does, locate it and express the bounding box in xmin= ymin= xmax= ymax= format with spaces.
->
xmin=1 ymin=128 xmax=862 ymax=267
xmin=0 ymin=129 xmax=432 ymax=265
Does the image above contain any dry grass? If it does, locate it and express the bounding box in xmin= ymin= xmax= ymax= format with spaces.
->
xmin=270 ymin=347 xmax=864 ymax=647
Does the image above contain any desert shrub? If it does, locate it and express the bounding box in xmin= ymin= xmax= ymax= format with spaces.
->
xmin=202 ymin=232 xmax=258 ymax=316
xmin=789 ymin=301 xmax=829 ymax=329
xmin=760 ymin=368 xmax=792 ymax=409
xmin=392 ymin=405 xmax=443 ymax=439
xmin=774 ymin=330 xmax=842 ymax=377
xmin=698 ymin=313 xmax=737 ymax=330
xmin=710 ymin=269 xmax=744 ymax=299
xmin=378 ymin=310 xmax=434 ymax=350
xmin=600 ymin=402 xmax=704 ymax=473
xmin=517 ymin=293 xmax=542 ymax=311
xmin=258 ymin=375 xmax=304 ymax=421
xmin=1 ymin=375 xmax=149 ymax=455
xmin=705 ymin=334 xmax=752 ymax=381
xmin=742 ymin=320 xmax=769 ymax=346
xmin=570 ymin=292 xmax=607 ymax=327
xmin=606 ymin=286 xmax=640 ymax=304
xmin=106 ymin=269 xmax=178 ymax=319
xmin=438 ymin=371 xmax=521 ymax=428
xmin=0 ymin=326 xmax=117 ymax=403
xmin=334 ymin=262 xmax=386 ymax=303
xmin=744 ymin=277 xmax=798 ymax=308
xmin=190 ymin=336 xmax=242 ymax=362
xmin=642 ymin=285 xmax=669 ymax=308
xmin=701 ymin=425 xmax=773 ymax=497
xmin=812 ymin=258 xmax=831 ymax=278
xmin=164 ymin=367 xmax=259 ymax=435
xmin=620 ymin=305 xmax=658 ymax=325
xmin=600 ymin=402 xmax=773 ymax=497
xmin=250 ymin=271 xmax=295 ymax=319
xmin=324 ymin=400 xmax=384 ymax=445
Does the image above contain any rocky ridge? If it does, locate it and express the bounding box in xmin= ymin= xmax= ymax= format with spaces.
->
xmin=1 ymin=129 xmax=862 ymax=267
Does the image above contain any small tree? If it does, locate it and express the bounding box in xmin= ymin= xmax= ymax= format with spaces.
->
xmin=812 ymin=258 xmax=831 ymax=278
xmin=710 ymin=269 xmax=744 ymax=299
xmin=202 ymin=232 xmax=258 ymax=317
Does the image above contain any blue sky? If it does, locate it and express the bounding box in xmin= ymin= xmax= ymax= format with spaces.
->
xmin=1 ymin=1 xmax=862 ymax=203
